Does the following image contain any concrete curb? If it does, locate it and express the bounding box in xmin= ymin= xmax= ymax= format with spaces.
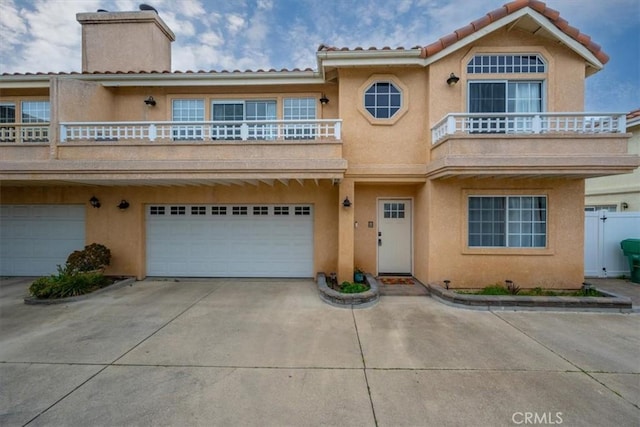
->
xmin=427 ymin=283 xmax=633 ymax=313
xmin=317 ymin=273 xmax=379 ymax=308
xmin=24 ymin=277 xmax=137 ymax=305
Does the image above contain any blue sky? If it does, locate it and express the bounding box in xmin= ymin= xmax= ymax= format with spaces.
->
xmin=1 ymin=0 xmax=638 ymax=112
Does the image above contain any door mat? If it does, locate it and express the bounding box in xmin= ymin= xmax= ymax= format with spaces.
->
xmin=378 ymin=277 xmax=415 ymax=285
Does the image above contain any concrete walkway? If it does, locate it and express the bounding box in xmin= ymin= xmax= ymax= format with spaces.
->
xmin=1 ymin=277 xmax=638 ymax=426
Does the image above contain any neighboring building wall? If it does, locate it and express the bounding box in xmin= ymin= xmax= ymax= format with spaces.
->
xmin=585 ymin=120 xmax=640 ymax=211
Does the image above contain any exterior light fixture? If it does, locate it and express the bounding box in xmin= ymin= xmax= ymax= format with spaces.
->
xmin=621 ymin=202 xmax=629 ymax=210
xmin=320 ymin=94 xmax=329 ymax=105
xmin=342 ymin=197 xmax=352 ymax=208
xmin=144 ymin=96 xmax=156 ymax=106
xmin=446 ymin=73 xmax=460 ymax=86
xmin=117 ymin=200 xmax=130 ymax=210
xmin=89 ymin=196 xmax=101 ymax=208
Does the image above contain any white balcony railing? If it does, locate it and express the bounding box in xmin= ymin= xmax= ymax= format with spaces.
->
xmin=0 ymin=124 xmax=49 ymax=143
xmin=60 ymin=120 xmax=342 ymax=143
xmin=431 ymin=113 xmax=627 ymax=144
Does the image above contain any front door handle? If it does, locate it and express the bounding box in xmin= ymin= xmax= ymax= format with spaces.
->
xmin=378 ymin=238 xmax=382 ymax=246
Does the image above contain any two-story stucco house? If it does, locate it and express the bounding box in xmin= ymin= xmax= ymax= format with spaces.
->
xmin=1 ymin=0 xmax=638 ymax=289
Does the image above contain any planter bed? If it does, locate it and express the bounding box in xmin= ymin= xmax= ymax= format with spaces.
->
xmin=428 ymin=283 xmax=632 ymax=313
xmin=24 ymin=277 xmax=136 ymax=305
xmin=317 ymin=273 xmax=379 ymax=308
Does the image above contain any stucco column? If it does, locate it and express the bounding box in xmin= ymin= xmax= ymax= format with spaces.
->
xmin=337 ymin=178 xmax=355 ymax=283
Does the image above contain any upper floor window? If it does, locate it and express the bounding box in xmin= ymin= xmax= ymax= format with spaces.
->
xmin=0 ymin=103 xmax=16 ymax=124
xmin=172 ymin=99 xmax=204 ymax=140
xmin=21 ymin=101 xmax=50 ymax=123
xmin=467 ymin=54 xmax=546 ymax=74
xmin=468 ymin=81 xmax=543 ymax=133
xmin=212 ymin=100 xmax=276 ymax=140
xmin=364 ymin=82 xmax=402 ymax=119
xmin=284 ymin=98 xmax=316 ymax=139
xmin=0 ymin=101 xmax=49 ymax=143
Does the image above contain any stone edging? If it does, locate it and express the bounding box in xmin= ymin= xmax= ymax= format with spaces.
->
xmin=317 ymin=273 xmax=379 ymax=308
xmin=24 ymin=277 xmax=137 ymax=305
xmin=427 ymin=283 xmax=633 ymax=313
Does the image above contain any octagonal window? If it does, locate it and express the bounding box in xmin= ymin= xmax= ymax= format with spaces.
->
xmin=364 ymin=82 xmax=402 ymax=119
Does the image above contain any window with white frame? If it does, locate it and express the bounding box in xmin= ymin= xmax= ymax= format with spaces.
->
xmin=467 ymin=54 xmax=546 ymax=74
xmin=468 ymin=196 xmax=547 ymax=248
xmin=284 ymin=97 xmax=316 ymax=139
xmin=0 ymin=103 xmax=16 ymax=143
xmin=21 ymin=101 xmax=50 ymax=123
xmin=468 ymin=81 xmax=543 ymax=132
xmin=212 ymin=100 xmax=276 ymax=140
xmin=18 ymin=101 xmax=50 ymax=142
xmin=364 ymin=82 xmax=402 ymax=119
xmin=172 ymin=99 xmax=204 ymax=140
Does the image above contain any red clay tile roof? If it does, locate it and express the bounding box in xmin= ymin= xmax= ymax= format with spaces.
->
xmin=628 ymin=109 xmax=640 ymax=120
xmin=0 ymin=68 xmax=316 ymax=77
xmin=420 ymin=0 xmax=609 ymax=64
xmin=319 ymin=0 xmax=609 ymax=65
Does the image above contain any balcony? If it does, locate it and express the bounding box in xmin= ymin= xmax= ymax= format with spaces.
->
xmin=0 ymin=119 xmax=346 ymax=184
xmin=428 ymin=113 xmax=638 ymax=179
xmin=60 ymin=119 xmax=341 ymax=143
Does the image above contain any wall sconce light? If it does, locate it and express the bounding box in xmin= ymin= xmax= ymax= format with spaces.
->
xmin=446 ymin=73 xmax=460 ymax=86
xmin=621 ymin=202 xmax=629 ymax=210
xmin=117 ymin=200 xmax=130 ymax=210
xmin=144 ymin=96 xmax=156 ymax=106
xmin=342 ymin=196 xmax=352 ymax=208
xmin=89 ymin=196 xmax=101 ymax=208
xmin=320 ymin=94 xmax=329 ymax=105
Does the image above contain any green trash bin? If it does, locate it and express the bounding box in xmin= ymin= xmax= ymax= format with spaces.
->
xmin=620 ymin=239 xmax=640 ymax=284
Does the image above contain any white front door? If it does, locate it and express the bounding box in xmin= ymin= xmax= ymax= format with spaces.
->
xmin=377 ymin=199 xmax=412 ymax=275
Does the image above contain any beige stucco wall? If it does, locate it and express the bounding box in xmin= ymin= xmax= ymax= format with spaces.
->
xmin=338 ymin=68 xmax=429 ymax=169
xmin=0 ymin=182 xmax=339 ymax=279
xmin=426 ymin=177 xmax=585 ymax=289
xmin=78 ymin=11 xmax=174 ymax=73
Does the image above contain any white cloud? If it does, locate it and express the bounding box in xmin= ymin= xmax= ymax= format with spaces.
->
xmin=226 ymin=14 xmax=245 ymax=33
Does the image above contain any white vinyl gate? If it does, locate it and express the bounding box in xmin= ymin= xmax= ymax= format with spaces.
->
xmin=584 ymin=211 xmax=640 ymax=277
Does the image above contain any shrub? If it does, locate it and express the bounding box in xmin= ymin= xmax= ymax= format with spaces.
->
xmin=475 ymin=285 xmax=510 ymax=295
xmin=29 ymin=265 xmax=110 ymax=299
xmin=66 ymin=243 xmax=111 ymax=273
xmin=339 ymin=281 xmax=370 ymax=294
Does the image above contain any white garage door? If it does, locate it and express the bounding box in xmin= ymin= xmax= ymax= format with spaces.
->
xmin=0 ymin=205 xmax=86 ymax=276
xmin=146 ymin=204 xmax=313 ymax=277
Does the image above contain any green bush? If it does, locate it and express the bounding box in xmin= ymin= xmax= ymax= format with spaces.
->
xmin=339 ymin=281 xmax=370 ymax=294
xmin=475 ymin=285 xmax=510 ymax=295
xmin=29 ymin=265 xmax=109 ymax=299
xmin=66 ymin=243 xmax=111 ymax=273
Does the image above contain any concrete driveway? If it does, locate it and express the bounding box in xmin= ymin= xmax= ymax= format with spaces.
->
xmin=1 ymin=277 xmax=638 ymax=426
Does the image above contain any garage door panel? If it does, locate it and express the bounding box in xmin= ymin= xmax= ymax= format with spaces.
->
xmin=0 ymin=205 xmax=85 ymax=276
xmin=146 ymin=204 xmax=313 ymax=277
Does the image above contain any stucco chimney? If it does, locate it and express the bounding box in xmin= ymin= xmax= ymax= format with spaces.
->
xmin=77 ymin=9 xmax=175 ymax=73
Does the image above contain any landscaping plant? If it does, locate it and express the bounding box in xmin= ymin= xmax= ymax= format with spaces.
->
xmin=29 ymin=243 xmax=112 ymax=299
